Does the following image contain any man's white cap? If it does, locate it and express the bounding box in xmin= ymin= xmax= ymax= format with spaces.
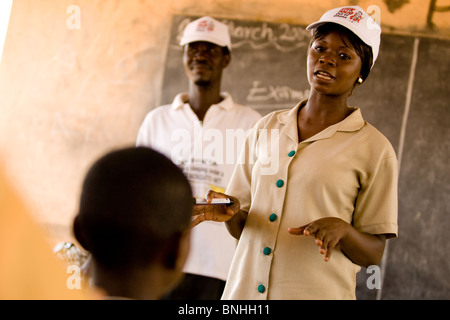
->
xmin=180 ymin=16 xmax=232 ymax=51
xmin=306 ymin=6 xmax=381 ymax=67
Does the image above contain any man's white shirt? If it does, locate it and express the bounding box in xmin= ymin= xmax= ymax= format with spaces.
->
xmin=137 ymin=92 xmax=261 ymax=280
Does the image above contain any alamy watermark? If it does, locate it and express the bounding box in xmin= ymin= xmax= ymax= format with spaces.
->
xmin=66 ymin=5 xmax=81 ymax=30
xmin=366 ymin=5 xmax=381 ymax=30
xmin=170 ymin=124 xmax=280 ymax=175
xmin=64 ymin=4 xmax=381 ymax=33
xmin=66 ymin=264 xmax=82 ymax=290
xmin=366 ymin=265 xmax=382 ymax=290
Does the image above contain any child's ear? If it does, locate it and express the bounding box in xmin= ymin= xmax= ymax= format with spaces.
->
xmin=162 ymin=229 xmax=191 ymax=270
xmin=175 ymin=229 xmax=191 ymax=271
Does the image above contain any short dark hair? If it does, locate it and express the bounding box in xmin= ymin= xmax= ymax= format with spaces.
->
xmin=74 ymin=147 xmax=192 ymax=271
xmin=222 ymin=46 xmax=230 ymax=56
xmin=309 ymin=22 xmax=373 ymax=82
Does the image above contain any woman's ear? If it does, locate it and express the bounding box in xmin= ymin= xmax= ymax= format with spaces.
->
xmin=349 ymin=76 xmax=363 ymax=97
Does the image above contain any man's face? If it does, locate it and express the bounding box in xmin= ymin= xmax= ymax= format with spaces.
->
xmin=183 ymin=41 xmax=230 ymax=87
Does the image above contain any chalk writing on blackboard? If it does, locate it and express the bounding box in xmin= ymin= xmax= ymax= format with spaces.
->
xmin=246 ymin=81 xmax=310 ymax=103
xmin=174 ymin=17 xmax=310 ymax=53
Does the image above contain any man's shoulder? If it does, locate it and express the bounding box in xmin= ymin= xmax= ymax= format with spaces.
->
xmin=146 ymin=103 xmax=173 ymax=115
xmin=142 ymin=103 xmax=179 ymax=124
xmin=143 ymin=93 xmax=188 ymax=119
xmin=231 ymin=103 xmax=262 ymax=119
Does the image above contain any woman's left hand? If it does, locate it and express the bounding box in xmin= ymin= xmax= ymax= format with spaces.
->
xmin=288 ymin=217 xmax=350 ymax=262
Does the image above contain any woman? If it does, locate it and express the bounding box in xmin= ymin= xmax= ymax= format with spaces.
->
xmin=193 ymin=6 xmax=398 ymax=299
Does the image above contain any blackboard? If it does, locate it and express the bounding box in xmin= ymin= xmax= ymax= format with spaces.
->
xmin=161 ymin=16 xmax=408 ymax=149
xmin=381 ymin=37 xmax=450 ymax=299
xmin=161 ymin=16 xmax=311 ymax=115
xmin=161 ymin=15 xmax=450 ymax=299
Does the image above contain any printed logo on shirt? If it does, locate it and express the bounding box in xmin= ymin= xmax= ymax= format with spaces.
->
xmin=170 ymin=121 xmax=249 ymax=167
xmin=170 ymin=121 xmax=280 ymax=176
xmin=178 ymin=161 xmax=225 ymax=198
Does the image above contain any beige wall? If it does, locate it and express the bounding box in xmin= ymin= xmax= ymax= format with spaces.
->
xmin=0 ymin=0 xmax=449 ymax=246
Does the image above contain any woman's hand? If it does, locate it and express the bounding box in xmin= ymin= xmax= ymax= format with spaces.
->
xmin=288 ymin=217 xmax=350 ymax=262
xmin=191 ymin=190 xmax=240 ymax=227
xmin=288 ymin=217 xmax=386 ymax=267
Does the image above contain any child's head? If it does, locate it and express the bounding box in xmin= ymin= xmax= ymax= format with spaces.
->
xmin=73 ymin=146 xmax=193 ymax=298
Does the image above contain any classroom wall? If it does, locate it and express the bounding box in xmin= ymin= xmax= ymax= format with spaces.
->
xmin=0 ymin=0 xmax=448 ymax=299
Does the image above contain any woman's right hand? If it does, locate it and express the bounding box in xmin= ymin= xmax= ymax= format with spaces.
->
xmin=191 ymin=190 xmax=240 ymax=227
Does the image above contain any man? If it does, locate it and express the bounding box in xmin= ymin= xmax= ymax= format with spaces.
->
xmin=136 ymin=16 xmax=261 ymax=299
xmin=73 ymin=147 xmax=193 ymax=300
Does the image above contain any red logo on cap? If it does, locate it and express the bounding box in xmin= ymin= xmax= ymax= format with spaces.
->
xmin=350 ymin=11 xmax=363 ymax=23
xmin=197 ymin=19 xmax=214 ymax=32
xmin=334 ymin=7 xmax=363 ymax=23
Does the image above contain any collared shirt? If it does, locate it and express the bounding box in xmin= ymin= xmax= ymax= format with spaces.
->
xmin=223 ymin=100 xmax=398 ymax=299
xmin=136 ymin=92 xmax=261 ymax=281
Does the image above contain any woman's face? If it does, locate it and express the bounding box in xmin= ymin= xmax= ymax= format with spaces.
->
xmin=307 ymin=30 xmax=362 ymax=97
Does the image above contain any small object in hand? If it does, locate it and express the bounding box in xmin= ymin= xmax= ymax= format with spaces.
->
xmin=194 ymin=198 xmax=234 ymax=206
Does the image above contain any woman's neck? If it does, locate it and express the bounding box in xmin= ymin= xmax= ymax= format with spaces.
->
xmin=302 ymin=90 xmax=352 ymax=125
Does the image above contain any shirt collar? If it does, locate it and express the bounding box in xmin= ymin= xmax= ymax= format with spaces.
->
xmin=171 ymin=92 xmax=234 ymax=111
xmin=278 ymin=99 xmax=365 ymax=143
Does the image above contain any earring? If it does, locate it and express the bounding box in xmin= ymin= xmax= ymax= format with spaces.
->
xmin=357 ymin=77 xmax=363 ymax=84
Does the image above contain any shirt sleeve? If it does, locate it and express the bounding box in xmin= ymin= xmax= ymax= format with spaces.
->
xmin=136 ymin=114 xmax=152 ymax=147
xmin=353 ymin=154 xmax=399 ymax=238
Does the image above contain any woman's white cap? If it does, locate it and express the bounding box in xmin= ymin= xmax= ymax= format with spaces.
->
xmin=306 ymin=6 xmax=381 ymax=66
xmin=180 ymin=16 xmax=232 ymax=51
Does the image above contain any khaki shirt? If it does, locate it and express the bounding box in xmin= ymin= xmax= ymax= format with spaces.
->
xmin=223 ymin=100 xmax=398 ymax=300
